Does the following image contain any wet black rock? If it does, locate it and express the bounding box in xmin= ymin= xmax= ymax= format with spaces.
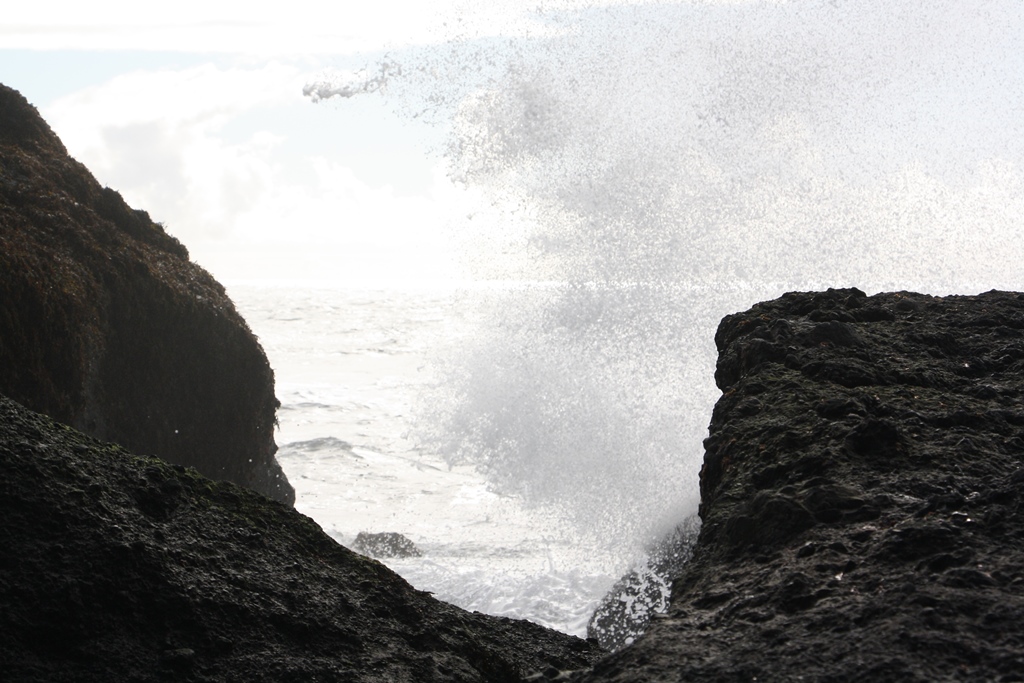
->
xmin=0 ymin=395 xmax=602 ymax=682
xmin=0 ymin=84 xmax=292 ymax=503
xmin=576 ymin=288 xmax=1024 ymax=683
xmin=586 ymin=516 xmax=700 ymax=652
xmin=354 ymin=531 xmax=423 ymax=558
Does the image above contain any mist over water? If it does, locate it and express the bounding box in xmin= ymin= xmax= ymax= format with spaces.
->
xmin=415 ymin=283 xmax=714 ymax=547
xmin=310 ymin=1 xmax=1024 ymax=561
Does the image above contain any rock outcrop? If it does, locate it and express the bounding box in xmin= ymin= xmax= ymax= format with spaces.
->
xmin=578 ymin=288 xmax=1024 ymax=682
xmin=0 ymin=395 xmax=602 ymax=682
xmin=354 ymin=531 xmax=424 ymax=559
xmin=0 ymin=84 xmax=292 ymax=503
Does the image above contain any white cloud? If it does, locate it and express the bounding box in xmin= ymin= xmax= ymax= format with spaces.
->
xmin=44 ymin=64 xmax=301 ymax=237
xmin=42 ymin=62 xmax=472 ymax=284
xmin=47 ymin=63 xmax=300 ymax=133
xmin=0 ymin=0 xmax=571 ymax=55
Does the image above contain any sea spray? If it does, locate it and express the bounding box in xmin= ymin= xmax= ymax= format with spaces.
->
xmin=307 ymin=0 xmax=1024 ymax=609
xmin=415 ymin=283 xmax=714 ymax=543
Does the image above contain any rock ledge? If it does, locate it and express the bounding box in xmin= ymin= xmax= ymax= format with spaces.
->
xmin=578 ymin=288 xmax=1024 ymax=683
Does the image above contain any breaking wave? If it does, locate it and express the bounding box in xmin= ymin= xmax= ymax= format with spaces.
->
xmin=309 ymin=0 xmax=1024 ymax=558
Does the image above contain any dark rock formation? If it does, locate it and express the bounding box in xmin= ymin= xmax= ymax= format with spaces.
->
xmin=578 ymin=288 xmax=1024 ymax=682
xmin=0 ymin=395 xmax=602 ymax=682
xmin=0 ymin=84 xmax=292 ymax=503
xmin=354 ymin=531 xmax=424 ymax=558
xmin=586 ymin=516 xmax=699 ymax=652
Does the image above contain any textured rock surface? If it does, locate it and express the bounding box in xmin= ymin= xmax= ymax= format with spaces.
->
xmin=578 ymin=288 xmax=1024 ymax=682
xmin=354 ymin=531 xmax=424 ymax=559
xmin=0 ymin=84 xmax=292 ymax=503
xmin=0 ymin=395 xmax=602 ymax=682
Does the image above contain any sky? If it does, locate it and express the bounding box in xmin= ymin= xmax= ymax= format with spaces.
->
xmin=0 ymin=1 xmax=532 ymax=286
xmin=3 ymin=1 xmax=1023 ymax=290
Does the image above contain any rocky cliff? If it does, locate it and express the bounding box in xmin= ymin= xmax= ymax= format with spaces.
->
xmin=577 ymin=288 xmax=1024 ymax=682
xmin=0 ymin=394 xmax=601 ymax=681
xmin=0 ymin=84 xmax=292 ymax=503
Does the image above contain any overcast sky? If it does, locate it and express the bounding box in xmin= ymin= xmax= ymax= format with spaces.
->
xmin=3 ymin=1 xmax=1023 ymax=290
xmin=0 ymin=1 xmax=540 ymax=286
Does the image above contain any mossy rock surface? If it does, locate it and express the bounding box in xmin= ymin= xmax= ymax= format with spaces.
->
xmin=0 ymin=395 xmax=602 ymax=682
xmin=0 ymin=83 xmax=291 ymax=503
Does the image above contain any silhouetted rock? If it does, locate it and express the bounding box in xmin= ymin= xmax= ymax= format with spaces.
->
xmin=577 ymin=288 xmax=1024 ymax=682
xmin=0 ymin=395 xmax=602 ymax=682
xmin=354 ymin=531 xmax=423 ymax=558
xmin=0 ymin=84 xmax=292 ymax=503
xmin=586 ymin=516 xmax=699 ymax=651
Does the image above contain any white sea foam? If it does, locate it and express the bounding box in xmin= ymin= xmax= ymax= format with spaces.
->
xmin=232 ymin=284 xmax=626 ymax=635
xmin=272 ymin=0 xmax=1024 ymax=636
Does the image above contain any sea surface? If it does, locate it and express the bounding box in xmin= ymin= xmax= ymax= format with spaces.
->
xmin=230 ymin=283 xmax=625 ymax=636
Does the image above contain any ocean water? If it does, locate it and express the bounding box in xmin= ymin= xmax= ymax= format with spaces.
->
xmin=235 ymin=0 xmax=1024 ymax=642
xmin=230 ymin=283 xmax=639 ymax=636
